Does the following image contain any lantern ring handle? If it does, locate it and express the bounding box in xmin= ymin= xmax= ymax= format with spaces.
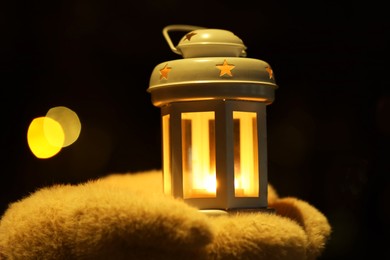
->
xmin=162 ymin=24 xmax=207 ymax=55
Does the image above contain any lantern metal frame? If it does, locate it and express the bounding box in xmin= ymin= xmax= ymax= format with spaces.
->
xmin=161 ymin=99 xmax=268 ymax=211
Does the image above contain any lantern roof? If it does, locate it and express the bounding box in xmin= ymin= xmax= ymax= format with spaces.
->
xmin=148 ymin=25 xmax=278 ymax=107
xmin=175 ymin=28 xmax=247 ymax=58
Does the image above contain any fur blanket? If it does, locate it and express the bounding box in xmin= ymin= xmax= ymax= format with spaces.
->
xmin=0 ymin=170 xmax=331 ymax=259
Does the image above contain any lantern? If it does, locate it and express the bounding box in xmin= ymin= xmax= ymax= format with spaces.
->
xmin=148 ymin=25 xmax=278 ymax=214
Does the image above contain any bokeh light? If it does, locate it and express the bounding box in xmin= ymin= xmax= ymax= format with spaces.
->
xmin=27 ymin=106 xmax=82 ymax=159
xmin=27 ymin=117 xmax=64 ymax=159
xmin=46 ymin=106 xmax=81 ymax=147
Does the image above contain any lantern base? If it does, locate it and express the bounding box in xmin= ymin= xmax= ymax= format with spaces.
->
xmin=199 ymin=208 xmax=275 ymax=217
xmin=227 ymin=207 xmax=275 ymax=215
xmin=199 ymin=209 xmax=229 ymax=216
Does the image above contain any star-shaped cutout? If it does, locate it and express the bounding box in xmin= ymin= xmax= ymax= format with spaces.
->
xmin=216 ymin=59 xmax=235 ymax=77
xmin=159 ymin=63 xmax=172 ymax=80
xmin=265 ymin=66 xmax=274 ymax=79
xmin=184 ymin=32 xmax=197 ymax=41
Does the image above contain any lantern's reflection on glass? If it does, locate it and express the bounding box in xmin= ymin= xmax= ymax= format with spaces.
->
xmin=233 ymin=111 xmax=259 ymax=197
xmin=181 ymin=111 xmax=216 ymax=198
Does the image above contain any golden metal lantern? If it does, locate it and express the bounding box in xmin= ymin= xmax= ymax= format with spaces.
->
xmin=148 ymin=25 xmax=278 ymax=214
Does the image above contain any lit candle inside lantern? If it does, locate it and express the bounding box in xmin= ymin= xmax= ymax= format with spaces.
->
xmin=182 ymin=111 xmax=216 ymax=198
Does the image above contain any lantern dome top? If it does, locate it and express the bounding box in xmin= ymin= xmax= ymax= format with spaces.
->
xmin=163 ymin=25 xmax=247 ymax=58
xmin=148 ymin=25 xmax=278 ymax=107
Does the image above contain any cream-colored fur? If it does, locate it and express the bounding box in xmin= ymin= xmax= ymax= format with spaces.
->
xmin=0 ymin=170 xmax=331 ymax=259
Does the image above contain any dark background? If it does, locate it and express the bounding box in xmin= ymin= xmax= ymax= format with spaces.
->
xmin=1 ymin=1 xmax=388 ymax=259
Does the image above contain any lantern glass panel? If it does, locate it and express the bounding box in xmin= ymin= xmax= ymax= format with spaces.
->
xmin=181 ymin=111 xmax=216 ymax=198
xmin=233 ymin=111 xmax=259 ymax=197
xmin=162 ymin=114 xmax=171 ymax=195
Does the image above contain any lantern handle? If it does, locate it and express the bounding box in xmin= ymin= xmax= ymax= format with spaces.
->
xmin=162 ymin=24 xmax=207 ymax=55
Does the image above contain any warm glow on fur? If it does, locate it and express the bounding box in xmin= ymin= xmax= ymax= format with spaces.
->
xmin=0 ymin=170 xmax=331 ymax=259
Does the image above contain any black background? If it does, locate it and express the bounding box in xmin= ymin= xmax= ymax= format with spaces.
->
xmin=1 ymin=1 xmax=388 ymax=259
